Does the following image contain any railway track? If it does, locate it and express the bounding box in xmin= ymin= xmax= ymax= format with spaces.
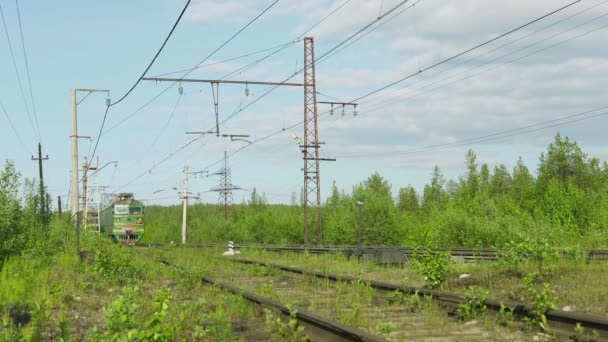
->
xmin=154 ymin=250 xmax=535 ymax=341
xmin=226 ymin=257 xmax=608 ymax=340
xmin=139 ymin=242 xmax=608 ymax=264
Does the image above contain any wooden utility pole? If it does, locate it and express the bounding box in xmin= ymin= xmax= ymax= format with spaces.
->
xmin=31 ymin=143 xmax=49 ymax=223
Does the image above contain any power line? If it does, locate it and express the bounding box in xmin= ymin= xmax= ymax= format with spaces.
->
xmin=0 ymin=98 xmax=30 ymax=153
xmin=150 ymin=40 xmax=300 ymax=78
xmin=362 ymin=4 xmax=608 ymax=113
xmin=336 ymin=106 xmax=608 ymax=159
xmin=100 ymin=0 xmax=283 ymax=137
xmin=364 ymin=0 xmax=608 ymax=108
xmin=193 ymin=2 xmax=603 ymax=174
xmin=148 ymin=91 xmax=183 ymax=152
xmin=88 ymin=0 xmax=192 ymax=164
xmin=0 ymin=1 xmax=39 ymax=141
xmin=351 ymin=0 xmax=583 ymax=103
xmin=110 ymin=0 xmax=192 ymax=106
xmin=217 ymin=0 xmax=418 ymax=127
xmin=113 ymin=136 xmax=203 ymax=192
xmin=297 ymin=0 xmax=354 ymax=38
xmin=14 ymin=0 xmax=40 ymax=143
xmin=317 ymin=0 xmax=424 ymax=63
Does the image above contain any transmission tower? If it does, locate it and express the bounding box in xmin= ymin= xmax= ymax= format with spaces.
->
xmin=303 ymin=36 xmax=323 ymax=245
xmin=210 ymin=151 xmax=243 ymax=218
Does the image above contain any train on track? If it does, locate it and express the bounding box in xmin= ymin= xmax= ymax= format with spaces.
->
xmin=100 ymin=193 xmax=145 ymax=245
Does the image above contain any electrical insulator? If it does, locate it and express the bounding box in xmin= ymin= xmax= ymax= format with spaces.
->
xmin=341 ymin=105 xmax=345 ymax=117
xmin=178 ymin=84 xmax=183 ymax=95
xmin=330 ymin=104 xmax=334 ymax=115
xmin=245 ymin=87 xmax=250 ymax=96
xmin=106 ymin=98 xmax=111 ymax=106
xmin=353 ymin=105 xmax=358 ymax=116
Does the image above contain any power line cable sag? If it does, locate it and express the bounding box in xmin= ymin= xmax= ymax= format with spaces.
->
xmin=101 ymin=0 xmax=361 ymax=191
xmin=97 ymin=0 xmax=282 ymax=150
xmin=362 ymin=5 xmax=608 ymax=113
xmin=217 ymin=0 xmax=577 ymax=131
xmin=107 ymin=0 xmax=583 ymax=189
xmin=14 ymin=0 xmax=40 ymax=143
xmin=335 ymin=106 xmax=608 ymax=159
xmin=101 ymin=0 xmax=353 ymax=137
xmin=217 ymin=0 xmax=418 ymax=127
xmin=0 ymin=1 xmax=39 ymax=141
xmin=0 ymin=98 xmax=30 ymax=153
xmin=193 ymin=1 xmax=600 ymax=173
xmin=351 ymin=0 xmax=583 ymax=103
xmin=88 ymin=0 xmax=192 ymax=165
xmin=362 ymin=0 xmax=608 ymax=108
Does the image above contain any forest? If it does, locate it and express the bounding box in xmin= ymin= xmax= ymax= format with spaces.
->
xmin=143 ymin=133 xmax=608 ymax=248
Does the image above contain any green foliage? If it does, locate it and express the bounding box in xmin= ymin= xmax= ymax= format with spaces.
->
xmin=411 ymin=250 xmax=452 ymax=289
xmin=264 ymin=305 xmax=306 ymax=342
xmin=497 ymin=238 xmax=559 ymax=279
xmin=456 ymin=286 xmax=489 ymax=321
xmin=90 ymin=237 xmax=144 ymax=285
xmin=140 ymin=133 xmax=608 ymax=249
xmin=386 ymin=290 xmax=424 ymax=312
xmin=570 ymin=323 xmax=600 ymax=342
xmin=496 ymin=303 xmax=515 ymax=327
xmin=520 ymin=273 xmax=557 ymax=331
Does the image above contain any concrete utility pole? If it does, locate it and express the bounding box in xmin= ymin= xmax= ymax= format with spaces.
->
xmin=57 ymin=196 xmax=62 ymax=215
xmin=70 ymin=88 xmax=110 ymax=221
xmin=31 ymin=142 xmax=49 ymax=223
xmin=180 ymin=165 xmax=200 ymax=244
xmin=71 ymin=89 xmax=78 ymax=220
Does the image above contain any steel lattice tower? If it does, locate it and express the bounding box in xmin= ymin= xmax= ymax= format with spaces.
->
xmin=303 ymin=37 xmax=322 ymax=245
xmin=211 ymin=151 xmax=241 ymax=218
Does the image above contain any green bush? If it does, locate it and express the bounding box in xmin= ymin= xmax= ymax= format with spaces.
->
xmin=411 ymin=249 xmax=452 ymax=289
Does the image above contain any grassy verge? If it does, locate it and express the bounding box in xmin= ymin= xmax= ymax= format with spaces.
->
xmin=0 ymin=218 xmax=272 ymax=341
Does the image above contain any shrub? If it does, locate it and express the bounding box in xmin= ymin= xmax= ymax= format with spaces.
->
xmin=411 ymin=249 xmax=453 ymax=289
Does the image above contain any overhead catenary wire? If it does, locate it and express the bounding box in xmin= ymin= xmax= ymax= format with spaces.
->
xmin=351 ymin=0 xmax=583 ymax=103
xmin=15 ymin=0 xmax=42 ymax=140
xmin=0 ymin=98 xmax=30 ymax=153
xmin=150 ymin=40 xmax=301 ymax=78
xmin=87 ymin=0 xmax=192 ymax=166
xmin=336 ymin=106 xmax=608 ymax=159
xmin=362 ymin=0 xmax=608 ymax=109
xmin=103 ymin=0 xmax=363 ymax=192
xmin=192 ymin=1 xmax=602 ymax=174
xmin=108 ymin=0 xmax=587 ymax=193
xmin=110 ymin=0 xmax=191 ymax=107
xmin=0 ymin=1 xmax=40 ymax=142
xmin=217 ymin=0 xmax=418 ymax=127
xmin=100 ymin=0 xmax=283 ymax=138
xmin=14 ymin=0 xmax=40 ymax=143
xmin=362 ymin=3 xmax=608 ymax=113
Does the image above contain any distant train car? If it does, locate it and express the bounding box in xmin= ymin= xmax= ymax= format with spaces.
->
xmin=100 ymin=193 xmax=145 ymax=244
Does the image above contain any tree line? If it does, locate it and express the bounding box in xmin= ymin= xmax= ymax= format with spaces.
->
xmin=145 ymin=133 xmax=608 ymax=248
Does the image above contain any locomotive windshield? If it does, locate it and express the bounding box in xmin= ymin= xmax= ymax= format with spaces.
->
xmin=129 ymin=206 xmax=143 ymax=214
xmin=114 ymin=205 xmax=128 ymax=214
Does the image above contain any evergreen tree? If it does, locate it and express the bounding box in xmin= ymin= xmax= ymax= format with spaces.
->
xmin=490 ymin=164 xmax=512 ymax=196
xmin=397 ymin=186 xmax=419 ymax=212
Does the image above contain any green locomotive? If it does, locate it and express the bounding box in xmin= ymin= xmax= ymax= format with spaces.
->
xmin=100 ymin=193 xmax=145 ymax=244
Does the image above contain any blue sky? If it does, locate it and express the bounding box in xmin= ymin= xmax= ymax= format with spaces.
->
xmin=2 ymin=0 xmax=608 ymax=209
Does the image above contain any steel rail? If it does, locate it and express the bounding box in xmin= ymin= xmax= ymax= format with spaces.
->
xmin=138 ymin=243 xmax=608 ymax=262
xmin=231 ymin=258 xmax=608 ymax=339
xmin=154 ymin=258 xmax=387 ymax=341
